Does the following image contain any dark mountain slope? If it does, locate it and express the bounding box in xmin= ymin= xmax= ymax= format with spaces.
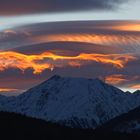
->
xmin=96 ymin=105 xmax=140 ymax=134
xmin=0 ymin=111 xmax=140 ymax=140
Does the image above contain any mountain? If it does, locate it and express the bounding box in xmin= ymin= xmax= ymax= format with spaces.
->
xmin=98 ymin=105 xmax=140 ymax=134
xmin=1 ymin=75 xmax=140 ymax=129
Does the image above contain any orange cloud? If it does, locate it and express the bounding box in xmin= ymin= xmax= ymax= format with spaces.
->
xmin=129 ymin=84 xmax=140 ymax=89
xmin=105 ymin=74 xmax=140 ymax=89
xmin=32 ymin=33 xmax=140 ymax=48
xmin=0 ymin=88 xmax=18 ymax=92
xmin=0 ymin=51 xmax=136 ymax=74
xmin=105 ymin=74 xmax=129 ymax=85
xmin=110 ymin=23 xmax=140 ymax=32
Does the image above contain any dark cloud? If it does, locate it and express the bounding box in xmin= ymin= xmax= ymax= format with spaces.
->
xmin=12 ymin=42 xmax=123 ymax=55
xmin=0 ymin=0 xmax=131 ymax=15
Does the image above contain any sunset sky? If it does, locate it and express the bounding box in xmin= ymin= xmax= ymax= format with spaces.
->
xmin=0 ymin=0 xmax=140 ymax=94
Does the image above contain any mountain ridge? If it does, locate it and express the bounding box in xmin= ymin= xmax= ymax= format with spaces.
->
xmin=0 ymin=75 xmax=140 ymax=129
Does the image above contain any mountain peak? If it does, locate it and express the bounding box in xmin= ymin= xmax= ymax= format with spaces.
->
xmin=41 ymin=75 xmax=106 ymax=88
xmin=48 ymin=75 xmax=103 ymax=83
xmin=133 ymin=90 xmax=140 ymax=94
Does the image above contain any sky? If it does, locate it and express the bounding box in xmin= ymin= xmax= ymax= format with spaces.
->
xmin=0 ymin=0 xmax=140 ymax=95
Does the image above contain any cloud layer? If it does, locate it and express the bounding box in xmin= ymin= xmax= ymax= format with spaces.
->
xmin=0 ymin=51 xmax=136 ymax=74
xmin=0 ymin=0 xmax=131 ymax=15
xmin=0 ymin=20 xmax=140 ymax=92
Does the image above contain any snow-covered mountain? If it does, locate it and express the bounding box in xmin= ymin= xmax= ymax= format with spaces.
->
xmin=1 ymin=75 xmax=140 ymax=129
